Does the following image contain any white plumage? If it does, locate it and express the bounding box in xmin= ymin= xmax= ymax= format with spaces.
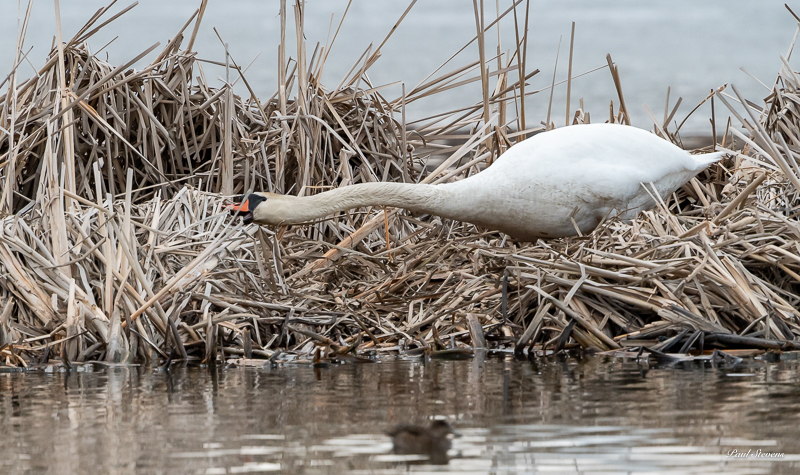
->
xmin=231 ymin=123 xmax=724 ymax=241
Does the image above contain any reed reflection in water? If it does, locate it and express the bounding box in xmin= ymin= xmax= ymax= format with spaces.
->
xmin=1 ymin=356 xmax=800 ymax=474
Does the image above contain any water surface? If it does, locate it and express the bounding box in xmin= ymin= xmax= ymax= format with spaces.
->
xmin=0 ymin=0 xmax=795 ymax=132
xmin=2 ymin=355 xmax=800 ymax=474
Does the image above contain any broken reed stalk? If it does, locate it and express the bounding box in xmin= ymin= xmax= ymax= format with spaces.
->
xmin=606 ymin=53 xmax=631 ymax=126
xmin=2 ymin=2 xmax=800 ymax=369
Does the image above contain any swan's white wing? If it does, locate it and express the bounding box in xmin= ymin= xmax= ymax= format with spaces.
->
xmin=494 ymin=124 xmax=720 ymax=206
xmin=439 ymin=124 xmax=723 ymax=239
xmin=496 ymin=124 xmax=699 ymax=181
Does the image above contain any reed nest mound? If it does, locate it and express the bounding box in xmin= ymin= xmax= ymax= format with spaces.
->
xmin=2 ymin=2 xmax=800 ymax=368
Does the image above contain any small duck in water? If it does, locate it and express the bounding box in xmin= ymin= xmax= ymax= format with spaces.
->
xmin=386 ymin=420 xmax=457 ymax=464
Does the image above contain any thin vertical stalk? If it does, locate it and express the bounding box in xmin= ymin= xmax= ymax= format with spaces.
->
xmin=473 ymin=0 xmax=493 ymax=163
xmin=545 ymin=36 xmax=562 ymax=130
xmin=222 ymin=42 xmax=233 ymax=196
xmin=54 ymin=0 xmax=76 ymax=204
xmin=565 ymin=22 xmax=575 ymax=127
xmin=294 ymin=0 xmax=307 ymax=109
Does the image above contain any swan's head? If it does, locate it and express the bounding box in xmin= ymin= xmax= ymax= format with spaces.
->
xmin=226 ymin=192 xmax=292 ymax=225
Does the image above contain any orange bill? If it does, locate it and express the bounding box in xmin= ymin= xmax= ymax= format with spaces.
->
xmin=226 ymin=199 xmax=249 ymax=213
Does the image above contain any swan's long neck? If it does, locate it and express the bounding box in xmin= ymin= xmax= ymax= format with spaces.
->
xmin=272 ymin=182 xmax=451 ymax=224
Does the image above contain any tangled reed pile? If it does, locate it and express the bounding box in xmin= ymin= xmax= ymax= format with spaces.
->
xmin=1 ymin=1 xmax=799 ymax=369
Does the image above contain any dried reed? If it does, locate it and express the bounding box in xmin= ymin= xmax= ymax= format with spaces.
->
xmin=1 ymin=1 xmax=800 ymax=369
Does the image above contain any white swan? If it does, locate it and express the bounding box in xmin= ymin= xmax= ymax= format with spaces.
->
xmin=229 ymin=124 xmax=724 ymax=240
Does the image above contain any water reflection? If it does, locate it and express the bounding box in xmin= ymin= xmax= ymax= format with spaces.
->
xmin=1 ymin=356 xmax=800 ymax=474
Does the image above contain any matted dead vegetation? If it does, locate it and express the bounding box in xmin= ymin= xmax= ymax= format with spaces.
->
xmin=1 ymin=1 xmax=800 ymax=369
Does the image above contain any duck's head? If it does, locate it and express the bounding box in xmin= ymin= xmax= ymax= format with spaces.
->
xmin=427 ymin=420 xmax=457 ymax=438
xmin=387 ymin=419 xmax=458 ymax=459
xmin=226 ymin=192 xmax=288 ymax=225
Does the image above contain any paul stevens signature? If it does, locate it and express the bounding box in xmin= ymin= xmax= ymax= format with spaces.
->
xmin=727 ymin=449 xmax=784 ymax=458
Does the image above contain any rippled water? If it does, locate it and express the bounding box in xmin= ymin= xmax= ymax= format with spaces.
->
xmin=2 ymin=355 xmax=800 ymax=474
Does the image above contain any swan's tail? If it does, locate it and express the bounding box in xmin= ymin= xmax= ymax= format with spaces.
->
xmin=691 ymin=151 xmax=727 ymax=170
